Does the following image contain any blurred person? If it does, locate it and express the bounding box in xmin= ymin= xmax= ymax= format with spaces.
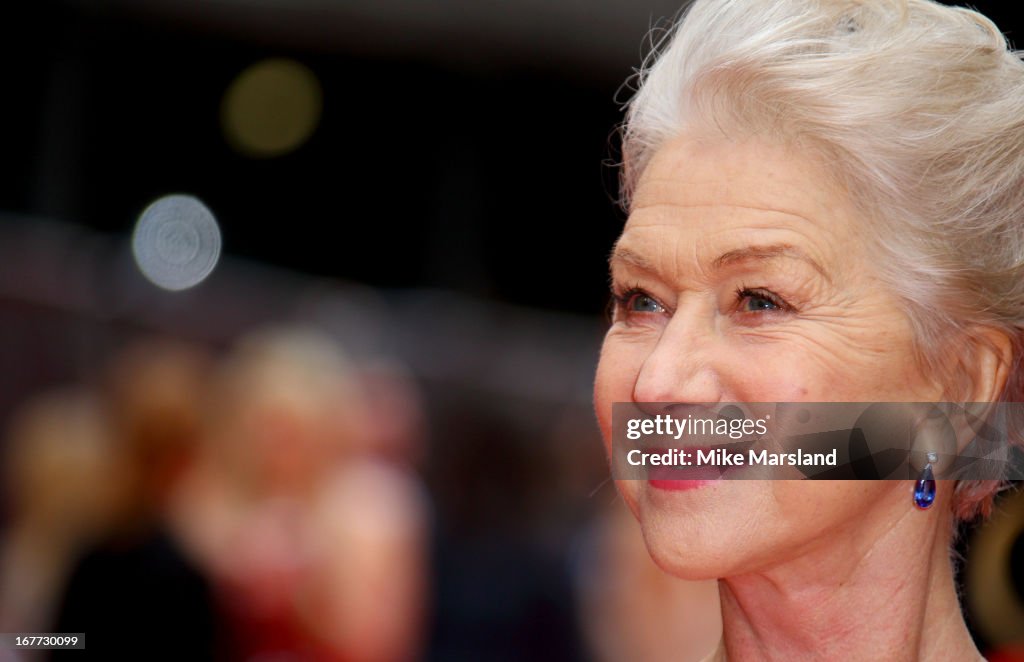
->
xmin=595 ymin=0 xmax=1024 ymax=660
xmin=304 ymin=449 xmax=429 ymax=662
xmin=355 ymin=359 xmax=428 ymax=469
xmin=306 ymin=357 xmax=430 ymax=660
xmin=0 ymin=388 xmax=117 ymax=639
xmin=50 ymin=338 xmax=218 ymax=659
xmin=171 ymin=326 xmax=428 ymax=661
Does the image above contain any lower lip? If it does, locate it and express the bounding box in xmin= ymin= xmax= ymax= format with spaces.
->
xmin=646 ymin=460 xmax=723 ymax=491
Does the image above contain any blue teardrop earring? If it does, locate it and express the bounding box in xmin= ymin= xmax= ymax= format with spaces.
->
xmin=914 ymin=451 xmax=937 ymax=510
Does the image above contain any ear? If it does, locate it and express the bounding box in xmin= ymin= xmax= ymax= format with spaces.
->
xmin=958 ymin=326 xmax=1013 ymax=403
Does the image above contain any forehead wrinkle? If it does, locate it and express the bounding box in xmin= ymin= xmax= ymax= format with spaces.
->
xmin=611 ymin=234 xmax=834 ymax=291
xmin=611 ymin=231 xmax=701 ymax=281
xmin=634 ymin=161 xmax=842 ymax=213
xmin=625 ymin=198 xmax=842 ymax=271
xmin=609 ymin=243 xmax=657 ymax=274
xmin=629 ymin=202 xmax=824 ymax=231
xmin=713 ymin=245 xmax=833 ymax=285
xmin=630 ymin=162 xmax=844 ymax=223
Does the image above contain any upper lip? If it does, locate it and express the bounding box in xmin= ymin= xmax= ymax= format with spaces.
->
xmin=641 ymin=437 xmax=762 ymax=455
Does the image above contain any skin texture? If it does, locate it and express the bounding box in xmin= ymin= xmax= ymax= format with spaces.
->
xmin=594 ymin=133 xmax=993 ymax=661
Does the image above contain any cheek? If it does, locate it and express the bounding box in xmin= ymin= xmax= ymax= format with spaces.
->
xmin=594 ymin=330 xmax=649 ymax=407
xmin=594 ymin=334 xmax=647 ymax=516
xmin=594 ymin=339 xmax=632 ymax=454
xmin=723 ymin=355 xmax=883 ymax=403
xmin=715 ymin=352 xmax=814 ymax=401
xmin=641 ymin=479 xmax=904 ymax=579
xmin=721 ymin=321 xmax=932 ymax=402
xmin=764 ymin=478 xmax=904 ymax=551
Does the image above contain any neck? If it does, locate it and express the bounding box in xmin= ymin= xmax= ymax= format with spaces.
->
xmin=714 ymin=495 xmax=982 ymax=661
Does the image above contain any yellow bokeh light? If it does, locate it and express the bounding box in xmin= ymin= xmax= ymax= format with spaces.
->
xmin=221 ymin=58 xmax=323 ymax=158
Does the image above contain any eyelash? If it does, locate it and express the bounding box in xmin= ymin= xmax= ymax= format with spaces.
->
xmin=609 ymin=284 xmax=660 ymax=317
xmin=734 ymin=285 xmax=792 ymax=313
xmin=608 ymin=284 xmax=793 ymax=319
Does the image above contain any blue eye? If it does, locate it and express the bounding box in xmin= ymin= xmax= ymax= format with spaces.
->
xmin=743 ymin=295 xmax=777 ymax=311
xmin=611 ymin=288 xmax=666 ymax=318
xmin=629 ymin=292 xmax=665 ymax=313
xmin=737 ymin=288 xmax=786 ymax=313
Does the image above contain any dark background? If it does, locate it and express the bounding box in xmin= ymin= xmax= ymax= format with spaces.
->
xmin=1 ymin=0 xmax=1019 ymax=311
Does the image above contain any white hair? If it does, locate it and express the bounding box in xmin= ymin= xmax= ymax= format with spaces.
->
xmin=620 ymin=0 xmax=1024 ymax=518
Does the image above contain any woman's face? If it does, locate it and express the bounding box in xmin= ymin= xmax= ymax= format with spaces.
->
xmin=594 ymin=133 xmax=945 ymax=579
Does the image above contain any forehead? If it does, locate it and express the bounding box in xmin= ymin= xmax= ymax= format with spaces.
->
xmin=620 ymin=135 xmax=859 ymax=269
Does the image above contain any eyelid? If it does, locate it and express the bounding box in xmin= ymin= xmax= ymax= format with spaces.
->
xmin=611 ymin=284 xmax=670 ymax=316
xmin=608 ymin=280 xmax=797 ymax=322
xmin=735 ymin=286 xmax=794 ymax=313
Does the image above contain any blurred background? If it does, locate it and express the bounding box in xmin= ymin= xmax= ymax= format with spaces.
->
xmin=0 ymin=0 xmax=1021 ymax=660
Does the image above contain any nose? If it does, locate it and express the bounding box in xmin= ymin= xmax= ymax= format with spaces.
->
xmin=632 ymin=306 xmax=722 ymax=407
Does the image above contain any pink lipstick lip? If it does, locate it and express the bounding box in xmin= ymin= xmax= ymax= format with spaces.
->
xmin=648 ymin=478 xmax=718 ymax=491
xmin=642 ymin=444 xmax=744 ymax=491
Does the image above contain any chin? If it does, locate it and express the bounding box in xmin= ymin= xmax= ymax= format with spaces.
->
xmin=625 ymin=480 xmax=766 ymax=581
xmin=637 ymin=517 xmax=740 ymax=581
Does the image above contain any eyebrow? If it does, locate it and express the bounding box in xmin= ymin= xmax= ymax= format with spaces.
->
xmin=712 ymin=245 xmax=831 ymax=283
xmin=611 ymin=243 xmax=831 ymax=283
xmin=609 ymin=245 xmax=657 ymax=273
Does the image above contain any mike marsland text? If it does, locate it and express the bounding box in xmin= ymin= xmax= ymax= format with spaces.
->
xmin=626 ymin=447 xmax=838 ymax=467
